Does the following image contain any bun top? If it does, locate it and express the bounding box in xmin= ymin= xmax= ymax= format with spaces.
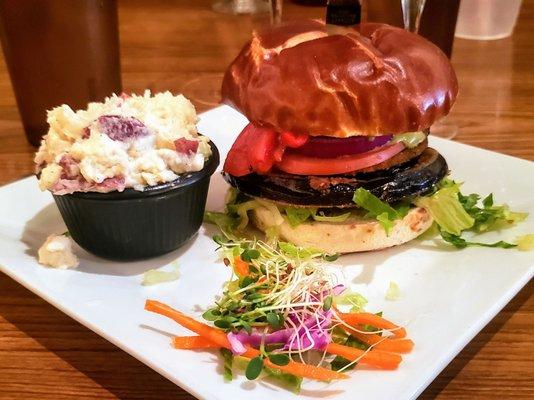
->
xmin=222 ymin=20 xmax=458 ymax=137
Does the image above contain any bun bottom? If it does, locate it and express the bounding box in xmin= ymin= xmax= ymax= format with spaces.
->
xmin=251 ymin=206 xmax=432 ymax=253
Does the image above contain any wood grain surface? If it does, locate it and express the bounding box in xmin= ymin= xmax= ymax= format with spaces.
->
xmin=1 ymin=1 xmax=533 ymax=399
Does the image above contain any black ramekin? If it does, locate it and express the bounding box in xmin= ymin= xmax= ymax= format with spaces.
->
xmin=52 ymin=141 xmax=219 ymax=261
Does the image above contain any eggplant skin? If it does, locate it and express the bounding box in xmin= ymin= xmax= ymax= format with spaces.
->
xmin=223 ymin=148 xmax=448 ymax=207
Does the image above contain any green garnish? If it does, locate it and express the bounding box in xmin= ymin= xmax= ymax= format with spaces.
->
xmin=439 ymin=230 xmax=516 ymax=249
xmin=284 ymin=207 xmax=315 ymax=227
xmin=322 ymin=295 xmax=333 ymax=311
xmin=334 ymin=291 xmax=368 ymax=312
xmin=352 ymin=188 xmax=409 ymax=234
xmin=415 ymin=178 xmax=528 ymax=249
xmin=268 ymin=353 xmax=290 ymax=366
xmin=245 ymin=356 xmax=264 ymax=380
xmin=220 ymin=348 xmax=234 ymax=382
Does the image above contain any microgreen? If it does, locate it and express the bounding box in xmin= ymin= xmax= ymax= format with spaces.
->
xmin=268 ymin=353 xmax=290 ymax=366
xmin=246 ymin=356 xmax=264 ymax=380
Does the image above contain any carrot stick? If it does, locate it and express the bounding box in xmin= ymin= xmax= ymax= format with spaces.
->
xmin=233 ymin=256 xmax=249 ymax=277
xmin=145 ymin=300 xmax=347 ymax=381
xmin=326 ymin=342 xmax=402 ymax=370
xmin=336 ymin=311 xmax=407 ymax=339
xmin=173 ymin=336 xmax=220 ymax=349
xmin=343 ymin=329 xmax=414 ymax=354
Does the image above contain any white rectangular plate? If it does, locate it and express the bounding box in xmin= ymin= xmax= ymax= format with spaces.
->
xmin=1 ymin=105 xmax=533 ymax=400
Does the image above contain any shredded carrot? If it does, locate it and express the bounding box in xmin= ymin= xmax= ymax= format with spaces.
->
xmin=233 ymin=256 xmax=250 ymax=277
xmin=172 ymin=336 xmax=220 ymax=349
xmin=145 ymin=300 xmax=347 ymax=381
xmin=343 ymin=329 xmax=414 ymax=354
xmin=326 ymin=342 xmax=402 ymax=370
xmin=337 ymin=311 xmax=407 ymax=339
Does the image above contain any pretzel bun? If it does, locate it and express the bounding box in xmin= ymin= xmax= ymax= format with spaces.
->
xmin=222 ymin=20 xmax=458 ymax=138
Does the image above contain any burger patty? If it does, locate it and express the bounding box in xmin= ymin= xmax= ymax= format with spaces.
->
xmin=223 ymin=147 xmax=448 ymax=207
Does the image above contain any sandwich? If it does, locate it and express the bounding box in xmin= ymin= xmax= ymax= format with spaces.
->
xmin=219 ymin=20 xmax=457 ymax=253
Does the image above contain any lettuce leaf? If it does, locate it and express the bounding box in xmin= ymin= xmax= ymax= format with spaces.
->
xmin=516 ymin=234 xmax=534 ymax=251
xmin=312 ymin=210 xmax=351 ymax=223
xmin=142 ymin=262 xmax=180 ymax=286
xmin=352 ymin=188 xmax=409 ymax=234
xmin=385 ymin=281 xmax=400 ymax=301
xmin=284 ymin=207 xmax=315 ymax=227
xmin=284 ymin=207 xmax=351 ymax=226
xmin=458 ymin=192 xmax=527 ymax=232
xmin=414 ymin=182 xmax=474 ymax=235
xmin=415 ymin=178 xmax=529 ymax=249
xmin=334 ymin=291 xmax=368 ymax=312
xmin=439 ymin=230 xmax=516 ymax=249
xmin=204 ymin=211 xmax=237 ymax=234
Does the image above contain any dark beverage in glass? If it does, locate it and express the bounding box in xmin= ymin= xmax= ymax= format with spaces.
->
xmin=0 ymin=0 xmax=122 ymax=146
xmin=364 ymin=0 xmax=460 ymax=58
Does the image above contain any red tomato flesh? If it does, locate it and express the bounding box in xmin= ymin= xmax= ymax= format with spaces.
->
xmin=224 ymin=124 xmax=405 ymax=176
xmin=275 ymin=142 xmax=405 ymax=175
xmin=223 ymin=124 xmax=309 ymax=176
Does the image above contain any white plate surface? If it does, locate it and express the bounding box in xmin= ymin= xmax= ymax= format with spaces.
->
xmin=1 ymin=105 xmax=533 ymax=400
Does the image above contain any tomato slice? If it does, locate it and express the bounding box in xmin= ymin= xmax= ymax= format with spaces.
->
xmin=224 ymin=124 xmax=310 ymax=176
xmin=280 ymin=131 xmax=309 ymax=148
xmin=275 ymin=142 xmax=405 ymax=175
xmin=224 ymin=124 xmax=278 ymax=176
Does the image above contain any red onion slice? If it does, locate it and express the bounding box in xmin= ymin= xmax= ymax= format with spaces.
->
xmin=294 ymin=135 xmax=392 ymax=158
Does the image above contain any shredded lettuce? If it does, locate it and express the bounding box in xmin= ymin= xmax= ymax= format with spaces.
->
xmin=415 ymin=178 xmax=528 ymax=249
xmin=204 ymin=211 xmax=236 ymax=234
xmin=392 ymin=131 xmax=427 ymax=148
xmin=439 ymin=231 xmax=516 ymax=249
xmin=352 ymin=188 xmax=409 ymax=234
xmin=278 ymin=241 xmax=327 ymax=260
xmin=142 ymin=262 xmax=180 ymax=286
xmin=313 ymin=210 xmax=351 ymax=223
xmin=458 ymin=192 xmax=527 ymax=232
xmin=414 ymin=181 xmax=474 ymax=235
xmin=385 ymin=281 xmax=400 ymax=301
xmin=284 ymin=207 xmax=315 ymax=227
xmin=516 ymin=234 xmax=534 ymax=251
xmin=334 ymin=291 xmax=368 ymax=312
xmin=284 ymin=207 xmax=351 ymax=226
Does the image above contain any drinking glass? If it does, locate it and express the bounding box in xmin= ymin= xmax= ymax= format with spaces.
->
xmin=400 ymin=0 xmax=458 ymax=140
xmin=0 ymin=0 xmax=121 ymax=146
xmin=183 ymin=0 xmax=283 ymax=108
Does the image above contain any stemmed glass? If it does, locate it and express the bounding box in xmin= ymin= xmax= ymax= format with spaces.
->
xmin=401 ymin=0 xmax=458 ymax=140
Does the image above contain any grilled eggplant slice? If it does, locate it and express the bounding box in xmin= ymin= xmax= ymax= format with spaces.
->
xmin=223 ymin=147 xmax=448 ymax=207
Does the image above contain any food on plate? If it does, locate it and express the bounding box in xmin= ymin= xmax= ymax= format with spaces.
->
xmin=217 ymin=20 xmax=528 ymax=252
xmin=142 ymin=262 xmax=180 ymax=286
xmin=37 ymin=233 xmax=79 ymax=269
xmin=145 ymin=236 xmax=413 ymax=391
xmin=34 ymin=91 xmax=220 ymax=260
xmin=35 ymin=91 xmax=212 ymax=194
xmin=219 ymin=20 xmax=453 ymax=252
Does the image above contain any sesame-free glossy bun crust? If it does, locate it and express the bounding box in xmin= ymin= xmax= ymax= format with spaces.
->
xmin=222 ymin=20 xmax=458 ymax=137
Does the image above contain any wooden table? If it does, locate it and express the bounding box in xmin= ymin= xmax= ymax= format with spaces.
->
xmin=1 ymin=1 xmax=533 ymax=399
